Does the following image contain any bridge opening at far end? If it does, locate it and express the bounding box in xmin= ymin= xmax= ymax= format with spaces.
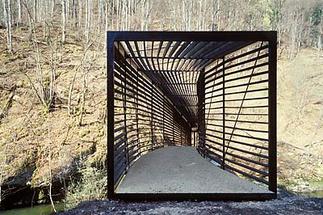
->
xmin=107 ymin=31 xmax=277 ymax=201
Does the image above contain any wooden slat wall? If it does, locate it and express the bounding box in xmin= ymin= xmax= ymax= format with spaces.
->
xmin=201 ymin=41 xmax=270 ymax=185
xmin=113 ymin=42 xmax=191 ymax=185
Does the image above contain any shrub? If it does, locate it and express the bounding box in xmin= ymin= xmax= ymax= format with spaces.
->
xmin=64 ymin=166 xmax=106 ymax=209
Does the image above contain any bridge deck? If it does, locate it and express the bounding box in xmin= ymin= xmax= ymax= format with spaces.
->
xmin=116 ymin=146 xmax=271 ymax=194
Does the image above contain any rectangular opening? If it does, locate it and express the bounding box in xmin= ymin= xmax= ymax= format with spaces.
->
xmin=107 ymin=31 xmax=277 ymax=201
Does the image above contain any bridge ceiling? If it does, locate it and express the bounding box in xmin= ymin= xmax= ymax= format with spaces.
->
xmin=119 ymin=41 xmax=251 ymax=123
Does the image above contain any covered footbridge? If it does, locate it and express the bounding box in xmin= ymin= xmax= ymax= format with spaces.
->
xmin=107 ymin=31 xmax=277 ymax=201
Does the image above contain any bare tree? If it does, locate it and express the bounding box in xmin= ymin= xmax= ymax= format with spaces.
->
xmin=105 ymin=0 xmax=108 ymax=32
xmin=2 ymin=0 xmax=12 ymax=53
xmin=97 ymin=0 xmax=103 ymax=31
xmin=72 ymin=0 xmax=78 ymax=27
xmin=140 ymin=0 xmax=151 ymax=31
xmin=319 ymin=21 xmax=322 ymax=51
xmin=62 ymin=0 xmax=66 ymax=43
xmin=211 ymin=0 xmax=220 ymax=31
xmin=33 ymin=0 xmax=37 ymax=22
xmin=66 ymin=0 xmax=69 ymax=21
xmin=17 ymin=0 xmax=22 ymax=25
xmin=78 ymin=0 xmax=82 ymax=29
xmin=317 ymin=5 xmax=323 ymax=51
xmin=51 ymin=0 xmax=55 ymax=17
xmin=85 ymin=0 xmax=92 ymax=44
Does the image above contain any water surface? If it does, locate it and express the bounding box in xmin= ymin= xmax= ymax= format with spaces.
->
xmin=0 ymin=203 xmax=64 ymax=215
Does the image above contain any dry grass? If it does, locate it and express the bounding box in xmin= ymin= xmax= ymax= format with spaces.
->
xmin=277 ymin=48 xmax=323 ymax=191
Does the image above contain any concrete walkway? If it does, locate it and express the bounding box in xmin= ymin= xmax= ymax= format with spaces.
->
xmin=116 ymin=146 xmax=271 ymax=193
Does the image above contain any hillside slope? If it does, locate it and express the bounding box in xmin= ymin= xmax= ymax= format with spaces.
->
xmin=0 ymin=26 xmax=107 ymax=207
xmin=277 ymin=49 xmax=323 ymax=191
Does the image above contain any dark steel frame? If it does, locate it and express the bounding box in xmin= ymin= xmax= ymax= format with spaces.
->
xmin=107 ymin=31 xmax=277 ymax=201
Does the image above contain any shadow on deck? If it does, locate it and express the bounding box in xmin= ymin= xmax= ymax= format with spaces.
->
xmin=116 ymin=146 xmax=271 ymax=194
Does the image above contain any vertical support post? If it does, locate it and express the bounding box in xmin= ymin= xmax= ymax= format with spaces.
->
xmin=122 ymin=42 xmax=129 ymax=170
xmin=172 ymin=114 xmax=175 ymax=144
xmin=197 ymin=80 xmax=201 ymax=151
xmin=107 ymin=33 xmax=115 ymax=199
xmin=268 ymin=33 xmax=277 ymax=195
xmin=193 ymin=130 xmax=196 ymax=147
xmin=201 ymin=70 xmax=205 ymax=154
xmin=136 ymin=68 xmax=140 ymax=156
xmin=187 ymin=127 xmax=191 ymax=146
xmin=222 ymin=56 xmax=226 ymax=170
xmin=197 ymin=69 xmax=205 ymax=156
xmin=162 ymin=94 xmax=165 ymax=146
xmin=150 ymin=81 xmax=154 ymax=150
xmin=180 ymin=127 xmax=183 ymax=145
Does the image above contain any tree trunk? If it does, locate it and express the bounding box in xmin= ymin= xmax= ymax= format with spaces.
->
xmin=62 ymin=0 xmax=66 ymax=43
xmin=78 ymin=0 xmax=82 ymax=29
xmin=211 ymin=0 xmax=220 ymax=31
xmin=7 ymin=0 xmax=12 ymax=52
xmin=17 ymin=0 xmax=22 ymax=25
xmin=51 ymin=0 xmax=55 ymax=17
xmin=85 ymin=0 xmax=92 ymax=44
xmin=2 ymin=0 xmax=12 ymax=52
xmin=98 ymin=0 xmax=102 ymax=31
xmin=66 ymin=0 xmax=69 ymax=22
xmin=318 ymin=33 xmax=322 ymax=51
xmin=33 ymin=0 xmax=37 ymax=22
xmin=2 ymin=0 xmax=7 ymax=29
xmin=85 ymin=0 xmax=88 ymax=42
xmin=318 ymin=16 xmax=323 ymax=51
xmin=105 ymin=0 xmax=108 ymax=31
xmin=72 ymin=0 xmax=78 ymax=27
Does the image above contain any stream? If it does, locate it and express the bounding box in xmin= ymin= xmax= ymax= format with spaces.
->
xmin=0 ymin=203 xmax=64 ymax=215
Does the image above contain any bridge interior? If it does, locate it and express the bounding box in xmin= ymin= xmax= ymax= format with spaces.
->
xmin=107 ymin=32 xmax=277 ymax=200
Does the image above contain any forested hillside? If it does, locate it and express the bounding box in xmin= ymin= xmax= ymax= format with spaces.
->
xmin=0 ymin=0 xmax=322 ymax=211
xmin=1 ymin=0 xmax=322 ymax=55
